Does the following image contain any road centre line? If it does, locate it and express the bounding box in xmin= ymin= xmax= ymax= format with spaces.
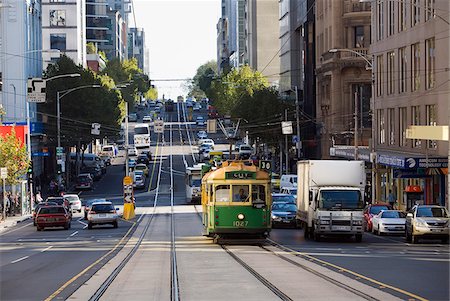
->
xmin=41 ymin=246 xmax=53 ymax=253
xmin=44 ymin=221 xmax=137 ymax=301
xmin=268 ymin=239 xmax=429 ymax=301
xmin=11 ymin=256 xmax=29 ymax=264
xmin=69 ymin=231 xmax=79 ymax=237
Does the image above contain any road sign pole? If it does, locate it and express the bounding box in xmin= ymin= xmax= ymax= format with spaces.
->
xmin=1 ymin=167 xmax=7 ymax=220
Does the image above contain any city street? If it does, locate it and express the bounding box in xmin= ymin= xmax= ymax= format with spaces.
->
xmin=0 ymin=104 xmax=448 ymax=301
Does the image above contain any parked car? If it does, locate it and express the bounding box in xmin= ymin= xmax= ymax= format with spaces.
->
xmin=271 ymin=202 xmax=298 ymax=228
xmin=238 ymin=144 xmax=252 ymax=159
xmin=405 ymin=205 xmax=449 ymax=244
xmin=36 ymin=205 xmax=71 ymax=231
xmin=271 ymin=193 xmax=296 ymax=204
xmin=84 ymin=199 xmax=107 ymax=219
xmin=100 ymin=154 xmax=111 ymax=166
xmin=136 ymin=154 xmax=149 ymax=165
xmin=128 ymin=113 xmax=138 ymax=122
xmin=133 ymin=174 xmax=146 ymax=189
xmin=371 ymin=210 xmax=406 ymax=235
xmin=75 ymin=173 xmax=93 ymax=190
xmin=33 ymin=202 xmax=57 ymax=226
xmin=81 ymin=165 xmax=102 ymax=181
xmin=363 ymin=203 xmax=393 ymax=232
xmin=128 ymin=145 xmax=138 ymax=156
xmin=87 ymin=201 xmax=119 ymax=229
xmin=134 ymin=163 xmax=149 ymax=176
xmin=64 ymin=194 xmax=82 ymax=213
xmin=197 ymin=130 xmax=208 ymax=139
xmin=101 ymin=145 xmax=116 ymax=158
xmin=143 ymin=115 xmax=153 ymax=123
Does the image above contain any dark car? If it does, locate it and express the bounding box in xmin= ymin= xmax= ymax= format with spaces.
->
xmin=46 ymin=197 xmax=71 ymax=216
xmin=136 ymin=154 xmax=149 ymax=165
xmin=271 ymin=202 xmax=298 ymax=228
xmin=141 ymin=150 xmax=152 ymax=161
xmin=76 ymin=173 xmax=93 ymax=190
xmin=36 ymin=205 xmax=71 ymax=231
xmin=80 ymin=165 xmax=102 ymax=181
xmin=33 ymin=202 xmax=57 ymax=226
xmin=363 ymin=203 xmax=393 ymax=232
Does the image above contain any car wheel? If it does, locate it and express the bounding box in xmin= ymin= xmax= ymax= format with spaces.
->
xmin=64 ymin=223 xmax=69 ymax=230
xmin=88 ymin=222 xmax=93 ymax=229
xmin=377 ymin=226 xmax=381 ymax=236
xmin=405 ymin=228 xmax=411 ymax=242
xmin=113 ymin=221 xmax=118 ymax=228
xmin=355 ymin=234 xmax=363 ymax=242
xmin=36 ymin=226 xmax=42 ymax=231
xmin=33 ymin=221 xmax=36 ymax=226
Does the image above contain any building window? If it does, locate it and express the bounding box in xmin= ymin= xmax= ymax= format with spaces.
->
xmin=376 ymin=55 xmax=384 ymax=97
xmin=50 ymin=34 xmax=66 ymax=51
xmin=425 ymin=38 xmax=435 ymax=89
xmin=49 ymin=10 xmax=66 ymax=27
xmin=426 ymin=105 xmax=437 ymax=149
xmin=377 ymin=1 xmax=384 ymax=40
xmin=378 ymin=109 xmax=385 ymax=144
xmin=388 ymin=0 xmax=395 ymax=36
xmin=387 ymin=51 xmax=395 ymax=95
xmin=425 ymin=0 xmax=435 ymax=21
xmin=399 ymin=107 xmax=407 ymax=146
xmin=398 ymin=0 xmax=407 ymax=32
xmin=354 ymin=26 xmax=364 ymax=48
xmin=411 ymin=0 xmax=420 ymax=26
xmin=388 ymin=108 xmax=395 ymax=145
xmin=411 ymin=43 xmax=420 ymax=92
xmin=411 ymin=105 xmax=421 ymax=148
xmin=398 ymin=47 xmax=407 ymax=93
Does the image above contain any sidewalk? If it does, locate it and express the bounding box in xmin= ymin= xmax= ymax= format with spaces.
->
xmin=0 ymin=214 xmax=32 ymax=234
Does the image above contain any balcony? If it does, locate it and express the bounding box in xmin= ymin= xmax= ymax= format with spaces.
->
xmin=343 ymin=0 xmax=371 ymax=14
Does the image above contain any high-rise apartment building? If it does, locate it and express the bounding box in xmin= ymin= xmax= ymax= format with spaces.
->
xmin=244 ymin=0 xmax=279 ymax=84
xmin=42 ymin=0 xmax=86 ymax=69
xmin=370 ymin=0 xmax=449 ymax=208
xmin=128 ymin=27 xmax=146 ymax=72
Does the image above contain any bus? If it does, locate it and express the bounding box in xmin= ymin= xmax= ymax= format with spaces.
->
xmin=185 ymin=163 xmax=205 ymax=204
xmin=133 ymin=123 xmax=151 ymax=148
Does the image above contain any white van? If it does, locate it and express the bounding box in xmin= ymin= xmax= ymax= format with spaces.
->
xmin=70 ymin=153 xmax=104 ymax=169
xmin=280 ymin=174 xmax=297 ymax=188
xmin=101 ymin=145 xmax=116 ymax=158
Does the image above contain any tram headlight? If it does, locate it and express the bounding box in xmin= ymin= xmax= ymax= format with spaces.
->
xmin=237 ymin=213 xmax=245 ymax=220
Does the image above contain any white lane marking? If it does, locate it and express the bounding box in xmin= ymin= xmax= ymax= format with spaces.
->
xmin=69 ymin=231 xmax=79 ymax=237
xmin=11 ymin=256 xmax=29 ymax=264
xmin=41 ymin=246 xmax=53 ymax=253
xmin=78 ymin=219 xmax=88 ymax=227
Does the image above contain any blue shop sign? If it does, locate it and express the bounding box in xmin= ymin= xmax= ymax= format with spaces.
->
xmin=378 ymin=154 xmax=448 ymax=169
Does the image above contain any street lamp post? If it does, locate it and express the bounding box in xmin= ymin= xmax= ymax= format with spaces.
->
xmin=294 ymin=86 xmax=301 ymax=160
xmin=9 ymin=84 xmax=16 ymax=121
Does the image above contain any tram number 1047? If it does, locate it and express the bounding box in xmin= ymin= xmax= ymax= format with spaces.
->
xmin=233 ymin=221 xmax=249 ymax=227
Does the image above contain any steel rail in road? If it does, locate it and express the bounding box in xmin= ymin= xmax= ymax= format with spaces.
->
xmin=169 ymin=121 xmax=181 ymax=301
xmin=259 ymin=244 xmax=379 ymax=301
xmin=88 ymin=123 xmax=167 ymax=301
xmin=180 ymin=101 xmax=197 ymax=163
xmin=221 ymin=245 xmax=293 ymax=301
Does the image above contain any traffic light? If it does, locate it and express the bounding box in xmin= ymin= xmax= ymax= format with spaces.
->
xmin=27 ymin=163 xmax=33 ymax=178
xmin=57 ymin=164 xmax=62 ymax=174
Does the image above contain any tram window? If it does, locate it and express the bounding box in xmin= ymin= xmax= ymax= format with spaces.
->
xmin=232 ymin=185 xmax=249 ymax=202
xmin=252 ymin=185 xmax=266 ymax=203
xmin=215 ymin=185 xmax=230 ymax=202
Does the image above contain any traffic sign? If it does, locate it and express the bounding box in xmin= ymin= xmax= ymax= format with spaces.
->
xmin=0 ymin=167 xmax=7 ymax=179
xmin=27 ymin=78 xmax=46 ymax=103
xmin=281 ymin=121 xmax=293 ymax=135
xmin=123 ymin=176 xmax=133 ymax=186
xmin=207 ymin=119 xmax=217 ymax=133
xmin=91 ymin=123 xmax=100 ymax=135
xmin=259 ymin=160 xmax=272 ymax=171
xmin=124 ymin=195 xmax=133 ymax=203
xmin=154 ymin=119 xmax=164 ymax=133
xmin=56 ymin=147 xmax=64 ymax=155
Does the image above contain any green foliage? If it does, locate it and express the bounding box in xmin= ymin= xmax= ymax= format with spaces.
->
xmin=0 ymin=128 xmax=29 ymax=184
xmin=40 ymin=55 xmax=124 ymax=147
xmin=144 ymin=87 xmax=158 ymax=100
xmin=86 ymin=42 xmax=97 ymax=54
xmin=188 ymin=60 xmax=217 ymax=99
xmin=210 ymin=65 xmax=269 ymax=115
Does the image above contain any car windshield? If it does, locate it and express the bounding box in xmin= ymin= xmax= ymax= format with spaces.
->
xmin=92 ymin=204 xmax=114 ymax=213
xmin=135 ymin=165 xmax=145 ymax=170
xmin=370 ymin=206 xmax=390 ymax=215
xmin=38 ymin=207 xmax=66 ymax=214
xmin=319 ymin=190 xmax=364 ymax=210
xmin=78 ymin=176 xmax=90 ymax=181
xmin=240 ymin=146 xmax=251 ymax=151
xmin=47 ymin=198 xmax=64 ymax=205
xmin=417 ymin=207 xmax=448 ymax=218
xmin=381 ymin=211 xmax=405 ymax=218
xmin=135 ymin=127 xmax=149 ymax=134
xmin=87 ymin=199 xmax=105 ymax=207
xmin=272 ymin=203 xmax=297 ymax=212
xmin=64 ymin=196 xmax=78 ymax=202
xmin=272 ymin=195 xmax=295 ymax=203
xmin=192 ymin=179 xmax=201 ymax=186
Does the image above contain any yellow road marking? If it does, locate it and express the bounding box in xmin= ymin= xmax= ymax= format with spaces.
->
xmin=148 ymin=133 xmax=160 ymax=192
xmin=268 ymin=239 xmax=428 ymax=301
xmin=44 ymin=221 xmax=137 ymax=301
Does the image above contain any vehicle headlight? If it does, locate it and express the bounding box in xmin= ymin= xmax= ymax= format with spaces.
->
xmin=352 ymin=220 xmax=363 ymax=225
xmin=237 ymin=213 xmax=245 ymax=220
xmin=414 ymin=218 xmax=428 ymax=228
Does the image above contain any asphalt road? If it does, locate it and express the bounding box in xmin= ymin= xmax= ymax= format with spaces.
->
xmin=1 ymin=102 xmax=448 ymax=301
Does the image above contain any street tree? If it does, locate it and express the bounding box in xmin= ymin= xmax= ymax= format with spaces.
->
xmin=0 ymin=127 xmax=29 ymax=185
xmin=187 ymin=60 xmax=217 ymax=99
xmin=144 ymin=87 xmax=158 ymax=100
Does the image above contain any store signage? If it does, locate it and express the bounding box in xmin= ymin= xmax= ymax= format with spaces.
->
xmin=225 ymin=171 xmax=256 ymax=180
xmin=378 ymin=154 xmax=448 ymax=169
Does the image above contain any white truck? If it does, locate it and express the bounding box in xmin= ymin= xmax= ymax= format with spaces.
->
xmin=297 ymin=160 xmax=366 ymax=242
xmin=185 ymin=163 xmax=205 ymax=204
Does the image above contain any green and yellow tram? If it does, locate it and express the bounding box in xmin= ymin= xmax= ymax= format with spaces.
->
xmin=201 ymin=161 xmax=272 ymax=239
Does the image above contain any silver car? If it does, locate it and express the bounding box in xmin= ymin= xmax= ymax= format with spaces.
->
xmin=87 ymin=201 xmax=119 ymax=229
xmin=406 ymin=205 xmax=449 ymax=244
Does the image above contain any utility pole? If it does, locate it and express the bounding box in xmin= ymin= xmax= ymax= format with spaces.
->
xmin=125 ymin=103 xmax=129 ymax=176
xmin=285 ymin=109 xmax=289 ymax=174
xmin=354 ymin=89 xmax=359 ymax=161
xmin=295 ymin=86 xmax=301 ymax=160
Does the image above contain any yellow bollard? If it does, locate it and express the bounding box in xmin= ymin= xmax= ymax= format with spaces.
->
xmin=123 ymin=203 xmax=135 ymax=220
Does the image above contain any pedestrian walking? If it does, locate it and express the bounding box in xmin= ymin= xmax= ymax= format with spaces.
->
xmin=388 ymin=189 xmax=396 ymax=208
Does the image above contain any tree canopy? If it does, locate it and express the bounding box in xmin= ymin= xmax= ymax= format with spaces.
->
xmin=187 ymin=60 xmax=217 ymax=99
xmin=0 ymin=128 xmax=29 ymax=185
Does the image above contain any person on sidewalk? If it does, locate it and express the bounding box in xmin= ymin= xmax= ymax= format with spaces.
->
xmin=35 ymin=191 xmax=43 ymax=204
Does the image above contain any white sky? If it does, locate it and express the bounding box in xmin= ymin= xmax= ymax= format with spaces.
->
xmin=133 ymin=0 xmax=221 ymax=99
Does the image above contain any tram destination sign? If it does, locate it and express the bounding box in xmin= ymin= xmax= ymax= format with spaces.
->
xmin=225 ymin=171 xmax=256 ymax=180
